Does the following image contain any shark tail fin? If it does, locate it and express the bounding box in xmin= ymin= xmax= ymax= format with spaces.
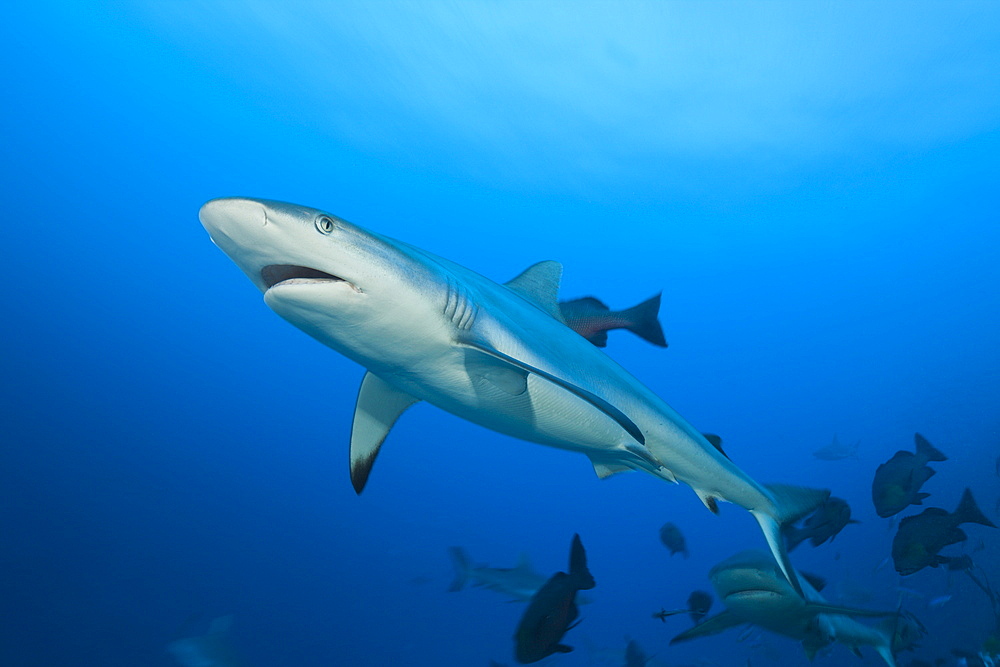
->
xmin=621 ymin=293 xmax=667 ymax=347
xmin=954 ymin=487 xmax=997 ymax=528
xmin=569 ymin=534 xmax=596 ymax=590
xmin=754 ymin=484 xmax=830 ymax=596
xmin=914 ymin=433 xmax=947 ymax=462
xmin=447 ymin=547 xmax=470 ymax=592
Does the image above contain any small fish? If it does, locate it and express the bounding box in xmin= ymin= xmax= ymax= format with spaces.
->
xmin=687 ymin=590 xmax=713 ymax=624
xmin=892 ymin=488 xmax=996 ymax=576
xmin=652 ymin=608 xmax=686 ymax=622
xmin=872 ymin=433 xmax=947 ymax=518
xmin=783 ymin=496 xmax=859 ymax=551
xmin=624 ymin=639 xmax=651 ymax=667
xmin=659 ymin=523 xmax=688 ymax=558
xmin=928 ymin=594 xmax=952 ymax=607
xmin=514 ymin=534 xmax=596 ymax=664
xmin=813 ymin=434 xmax=860 ymax=461
xmin=558 ymin=294 xmax=667 ymax=348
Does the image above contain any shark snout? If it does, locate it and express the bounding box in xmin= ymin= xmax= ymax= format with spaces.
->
xmin=199 ymin=197 xmax=268 ymax=240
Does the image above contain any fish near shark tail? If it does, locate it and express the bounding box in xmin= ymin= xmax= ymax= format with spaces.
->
xmin=752 ymin=484 xmax=831 ymax=596
xmin=914 ymin=433 xmax=947 ymax=462
xmin=447 ymin=547 xmax=470 ymax=592
xmin=955 ymin=488 xmax=997 ymax=528
xmin=621 ymin=293 xmax=667 ymax=347
xmin=569 ymin=534 xmax=596 ymax=590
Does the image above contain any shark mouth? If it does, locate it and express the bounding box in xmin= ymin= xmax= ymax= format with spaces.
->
xmin=261 ymin=265 xmax=346 ymax=289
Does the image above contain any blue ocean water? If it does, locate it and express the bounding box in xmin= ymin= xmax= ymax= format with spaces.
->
xmin=2 ymin=3 xmax=998 ymax=665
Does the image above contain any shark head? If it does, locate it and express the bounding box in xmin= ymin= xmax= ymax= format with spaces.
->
xmin=709 ymin=550 xmax=793 ymax=607
xmin=200 ymin=198 xmax=446 ymax=367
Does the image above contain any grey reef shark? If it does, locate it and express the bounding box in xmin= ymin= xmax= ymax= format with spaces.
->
xmin=199 ymin=198 xmax=828 ymax=594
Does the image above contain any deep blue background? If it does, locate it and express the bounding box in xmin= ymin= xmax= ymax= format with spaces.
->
xmin=1 ymin=3 xmax=998 ymax=665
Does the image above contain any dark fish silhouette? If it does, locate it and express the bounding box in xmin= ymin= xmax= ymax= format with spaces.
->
xmin=624 ymin=639 xmax=651 ymax=666
xmin=513 ymin=534 xmax=596 ymax=663
xmin=659 ymin=522 xmax=688 ymax=558
xmin=892 ymin=488 xmax=996 ymax=575
xmin=783 ymin=497 xmax=859 ymax=551
xmin=558 ymin=295 xmax=667 ymax=348
xmin=687 ymin=590 xmax=713 ymax=624
xmin=872 ymin=433 xmax=947 ymax=518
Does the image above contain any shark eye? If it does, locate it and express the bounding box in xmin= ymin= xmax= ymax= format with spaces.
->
xmin=315 ymin=216 xmax=336 ymax=235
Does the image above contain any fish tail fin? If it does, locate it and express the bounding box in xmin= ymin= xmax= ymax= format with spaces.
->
xmin=914 ymin=433 xmax=947 ymax=462
xmin=954 ymin=488 xmax=997 ymax=528
xmin=754 ymin=484 xmax=830 ymax=596
xmin=621 ymin=293 xmax=667 ymax=347
xmin=569 ymin=534 xmax=595 ymax=590
xmin=447 ymin=547 xmax=470 ymax=591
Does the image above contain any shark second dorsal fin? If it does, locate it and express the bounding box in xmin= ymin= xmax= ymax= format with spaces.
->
xmin=505 ymin=260 xmax=566 ymax=323
xmin=350 ymin=372 xmax=420 ymax=494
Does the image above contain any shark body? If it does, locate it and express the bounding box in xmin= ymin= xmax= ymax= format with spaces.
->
xmin=199 ymin=198 xmax=827 ymax=592
xmin=671 ymin=550 xmax=899 ymax=666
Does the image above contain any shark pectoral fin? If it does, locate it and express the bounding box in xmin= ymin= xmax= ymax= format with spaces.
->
xmin=504 ymin=260 xmax=566 ymax=323
xmin=670 ymin=610 xmax=741 ymax=644
xmin=590 ymin=458 xmax=632 ymax=479
xmin=464 ymin=350 xmax=528 ymax=395
xmin=458 ymin=339 xmax=645 ymax=445
xmin=350 ymin=372 xmax=420 ymax=494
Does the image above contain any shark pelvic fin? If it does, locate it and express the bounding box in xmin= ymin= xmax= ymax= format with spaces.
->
xmin=590 ymin=458 xmax=632 ymax=479
xmin=694 ymin=488 xmax=720 ymax=514
xmin=670 ymin=610 xmax=741 ymax=644
xmin=350 ymin=372 xmax=420 ymax=494
xmin=504 ymin=260 xmax=567 ymax=323
xmin=458 ymin=338 xmax=645 ymax=445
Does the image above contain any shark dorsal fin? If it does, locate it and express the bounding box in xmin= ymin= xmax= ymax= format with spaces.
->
xmin=505 ymin=260 xmax=566 ymax=323
xmin=350 ymin=372 xmax=420 ymax=494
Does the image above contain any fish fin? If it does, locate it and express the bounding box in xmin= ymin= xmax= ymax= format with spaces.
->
xmin=458 ymin=338 xmax=645 ymax=445
xmin=554 ymin=644 xmax=574 ymax=653
xmin=447 ymin=547 xmax=470 ymax=591
xmin=670 ymin=610 xmax=741 ymax=644
xmin=350 ymin=372 xmax=420 ymax=494
xmin=621 ymin=293 xmax=668 ymax=347
xmin=694 ymin=488 xmax=720 ymax=514
xmin=569 ymin=534 xmax=595 ymax=590
xmin=914 ymin=492 xmax=930 ymax=505
xmin=754 ymin=484 xmax=830 ymax=596
xmin=504 ymin=260 xmax=566 ymax=323
xmin=914 ymin=433 xmax=947 ymax=462
xmin=954 ymin=487 xmax=997 ymax=528
xmin=590 ymin=458 xmax=632 ymax=479
xmin=585 ymin=331 xmax=609 ymax=347
xmin=875 ymin=644 xmax=898 ymax=667
xmin=563 ymin=296 xmax=610 ymax=311
xmin=801 ymin=572 xmax=827 ymax=592
xmin=464 ymin=350 xmax=529 ymax=395
xmin=703 ymin=433 xmax=729 ymax=459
